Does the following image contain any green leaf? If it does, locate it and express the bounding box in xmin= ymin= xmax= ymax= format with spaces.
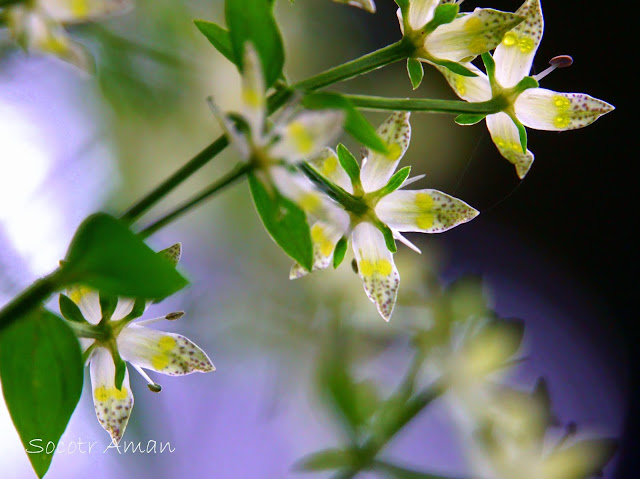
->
xmin=425 ymin=3 xmax=459 ymax=33
xmin=455 ymin=113 xmax=486 ymax=125
xmin=58 ymin=294 xmax=86 ymax=323
xmin=379 ymin=166 xmax=411 ymax=196
xmin=248 ymin=172 xmax=313 ymax=271
xmin=333 ymin=237 xmax=348 ymax=269
xmin=295 ymin=448 xmax=356 ymax=472
xmin=62 ymin=213 xmax=188 ymax=300
xmin=302 ymin=92 xmax=388 ymax=153
xmin=407 ymin=58 xmax=424 ymax=90
xmin=0 ymin=309 xmax=83 ymax=478
xmin=336 ymin=143 xmax=361 ymax=186
xmin=225 ymin=0 xmax=284 ymax=87
xmin=194 ymin=20 xmax=235 ymax=65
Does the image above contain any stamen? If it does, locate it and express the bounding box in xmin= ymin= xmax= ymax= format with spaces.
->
xmin=394 ymin=231 xmax=422 ymax=254
xmin=533 ymin=55 xmax=574 ymax=81
xmin=132 ymin=364 xmax=162 ymax=393
xmin=135 ymin=311 xmax=185 ymax=326
xmin=400 ymin=174 xmax=426 ymax=188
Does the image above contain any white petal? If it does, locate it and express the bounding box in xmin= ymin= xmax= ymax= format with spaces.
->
xmin=361 ymin=112 xmax=411 ymax=192
xmin=270 ymin=110 xmax=345 ymax=164
xmin=436 ymin=63 xmax=491 ymax=103
xmin=424 ymin=9 xmax=524 ymax=63
xmin=515 ymin=88 xmax=615 ymax=131
xmin=332 ymin=0 xmax=376 ymax=13
xmin=117 ymin=325 xmax=215 ymax=375
xmin=111 ymin=298 xmax=135 ymax=321
xmin=290 ymin=221 xmax=346 ymax=279
xmin=377 ymin=189 xmax=479 ymax=233
xmin=486 ymin=112 xmax=534 ymax=179
xmin=308 ymin=147 xmax=353 ymax=193
xmin=67 ymin=285 xmax=101 ymax=324
xmin=90 ymin=348 xmax=134 ymax=444
xmin=241 ymin=43 xmax=267 ymax=138
xmin=270 ymin=166 xmax=336 ymax=221
xmin=494 ymin=0 xmax=544 ymax=88
xmin=41 ymin=0 xmax=132 ymax=23
xmin=408 ymin=0 xmax=439 ymax=30
xmin=351 ymin=222 xmax=400 ymax=321
xmin=207 ymin=97 xmax=251 ymax=159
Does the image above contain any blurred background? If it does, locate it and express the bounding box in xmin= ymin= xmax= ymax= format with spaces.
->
xmin=0 ymin=0 xmax=633 ymax=478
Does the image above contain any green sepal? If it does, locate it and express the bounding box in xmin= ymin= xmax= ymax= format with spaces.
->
xmin=336 ymin=144 xmax=362 ymax=193
xmin=455 ymin=113 xmax=487 ymax=125
xmin=407 ymin=58 xmax=424 ymax=90
xmin=430 ymin=58 xmax=477 ymax=77
xmin=481 ymin=52 xmax=496 ymax=83
xmin=248 ymin=172 xmax=314 ymax=271
xmin=424 ymin=3 xmax=459 ymax=33
xmin=510 ymin=116 xmax=528 ymax=153
xmin=194 ymin=20 xmax=235 ymax=65
xmin=513 ymin=75 xmax=539 ymax=94
xmin=378 ymin=166 xmax=411 ymax=196
xmin=225 ymin=0 xmax=285 ymax=87
xmin=113 ymin=353 xmax=127 ymax=391
xmin=59 ymin=294 xmax=87 ymax=323
xmin=302 ymin=92 xmax=388 ymax=153
xmin=333 ymin=237 xmax=348 ymax=269
xmin=294 ymin=448 xmax=356 ymax=472
xmin=99 ymin=292 xmax=118 ymax=322
xmin=301 ymin=163 xmax=368 ymax=216
xmin=378 ymin=223 xmax=397 ymax=254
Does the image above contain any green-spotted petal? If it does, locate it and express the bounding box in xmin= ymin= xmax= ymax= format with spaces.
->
xmin=241 ymin=43 xmax=267 ymax=138
xmin=89 ymin=347 xmax=134 ymax=444
xmin=376 ymin=189 xmax=479 ymax=233
xmin=515 ymin=88 xmax=614 ymax=131
xmin=332 ymin=0 xmax=376 ymax=13
xmin=424 ymin=9 xmax=524 ymax=63
xmin=361 ymin=112 xmax=411 ymax=192
xmin=117 ymin=325 xmax=215 ymax=376
xmin=486 ymin=112 xmax=534 ymax=179
xmin=493 ymin=0 xmax=543 ymax=88
xmin=352 ymin=222 xmax=400 ymax=321
xmin=290 ymin=221 xmax=346 ymax=279
xmin=436 ymin=63 xmax=491 ymax=103
xmin=270 ymin=111 xmax=345 ymax=164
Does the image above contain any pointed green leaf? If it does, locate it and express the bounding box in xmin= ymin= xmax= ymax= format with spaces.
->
xmin=379 ymin=166 xmax=411 ymax=196
xmin=333 ymin=236 xmax=348 ymax=269
xmin=407 ymin=58 xmax=424 ymax=90
xmin=0 ymin=309 xmax=83 ymax=478
xmin=302 ymin=92 xmax=388 ymax=153
xmin=295 ymin=448 xmax=356 ymax=472
xmin=226 ymin=0 xmax=284 ymax=87
xmin=336 ymin=143 xmax=361 ymax=186
xmin=194 ymin=20 xmax=235 ymax=65
xmin=62 ymin=214 xmax=188 ymax=300
xmin=248 ymin=172 xmax=313 ymax=271
xmin=58 ymin=294 xmax=86 ymax=323
xmin=455 ymin=113 xmax=486 ymax=125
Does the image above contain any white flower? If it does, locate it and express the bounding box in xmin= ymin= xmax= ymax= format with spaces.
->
xmin=398 ymin=0 xmax=524 ymax=72
xmin=283 ymin=112 xmax=478 ymax=321
xmin=333 ymin=0 xmax=375 ymax=13
xmin=64 ymin=243 xmax=214 ymax=444
xmin=438 ymin=0 xmax=614 ymax=178
xmin=208 ymin=43 xmax=345 ymax=181
xmin=5 ymin=0 xmax=131 ymax=71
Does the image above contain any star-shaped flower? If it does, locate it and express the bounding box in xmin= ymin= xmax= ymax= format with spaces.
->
xmin=397 ymin=0 xmax=524 ymax=74
xmin=62 ymin=243 xmax=214 ymax=444
xmin=208 ymin=43 xmax=344 ymax=185
xmin=437 ymin=0 xmax=614 ymax=178
xmin=5 ymin=0 xmax=131 ymax=70
xmin=284 ymin=112 xmax=478 ymax=321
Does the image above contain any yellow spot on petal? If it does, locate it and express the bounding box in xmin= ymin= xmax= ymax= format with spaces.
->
xmin=242 ymin=88 xmax=264 ymax=109
xmin=321 ymin=155 xmax=338 ymax=176
xmin=502 ymin=32 xmax=517 ymax=47
xmin=112 ymin=387 xmax=128 ymax=400
xmin=300 ymin=193 xmax=321 ymax=213
xmin=455 ymin=76 xmax=467 ymax=96
xmin=152 ymin=353 xmax=170 ymax=370
xmin=554 ymin=115 xmax=570 ymax=128
xmin=385 ymin=143 xmax=402 ymax=161
xmin=359 ymin=259 xmax=393 ymax=276
xmin=71 ymin=0 xmax=89 ymax=17
xmin=416 ymin=213 xmax=434 ymax=230
xmin=68 ymin=286 xmax=92 ymax=304
xmin=376 ymin=260 xmax=392 ymax=276
xmin=359 ymin=259 xmax=374 ymax=276
xmin=94 ymin=386 xmax=110 ymax=402
xmin=468 ymin=37 xmax=488 ymax=55
xmin=94 ymin=386 xmax=128 ymax=401
xmin=158 ymin=336 xmax=176 ymax=351
xmin=287 ymin=121 xmax=314 ymax=155
xmin=415 ymin=192 xmax=434 ymax=209
xmin=465 ymin=17 xmax=483 ymax=31
xmin=517 ymin=37 xmax=535 ymax=53
xmin=311 ymin=224 xmax=335 ymax=257
xmin=553 ymin=95 xmax=570 ymax=110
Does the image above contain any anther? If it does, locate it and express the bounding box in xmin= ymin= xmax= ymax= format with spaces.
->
xmin=147 ymin=383 xmax=162 ymax=393
xmin=533 ymin=55 xmax=574 ymax=81
xmin=166 ymin=311 xmax=185 ymax=321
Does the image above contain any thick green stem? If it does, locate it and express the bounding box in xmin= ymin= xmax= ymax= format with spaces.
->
xmin=137 ymin=163 xmax=252 ymax=239
xmin=0 ymin=269 xmax=65 ymax=333
xmin=121 ymin=41 xmax=411 ymax=225
xmin=344 ymin=94 xmax=501 ymax=115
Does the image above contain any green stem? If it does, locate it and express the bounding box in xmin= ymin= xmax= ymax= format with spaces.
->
xmin=137 ymin=163 xmax=252 ymax=239
xmin=331 ymin=379 xmax=446 ymax=479
xmin=344 ymin=94 xmax=500 ymax=115
xmin=0 ymin=269 xmax=65 ymax=333
xmin=121 ymin=41 xmax=411 ymax=225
